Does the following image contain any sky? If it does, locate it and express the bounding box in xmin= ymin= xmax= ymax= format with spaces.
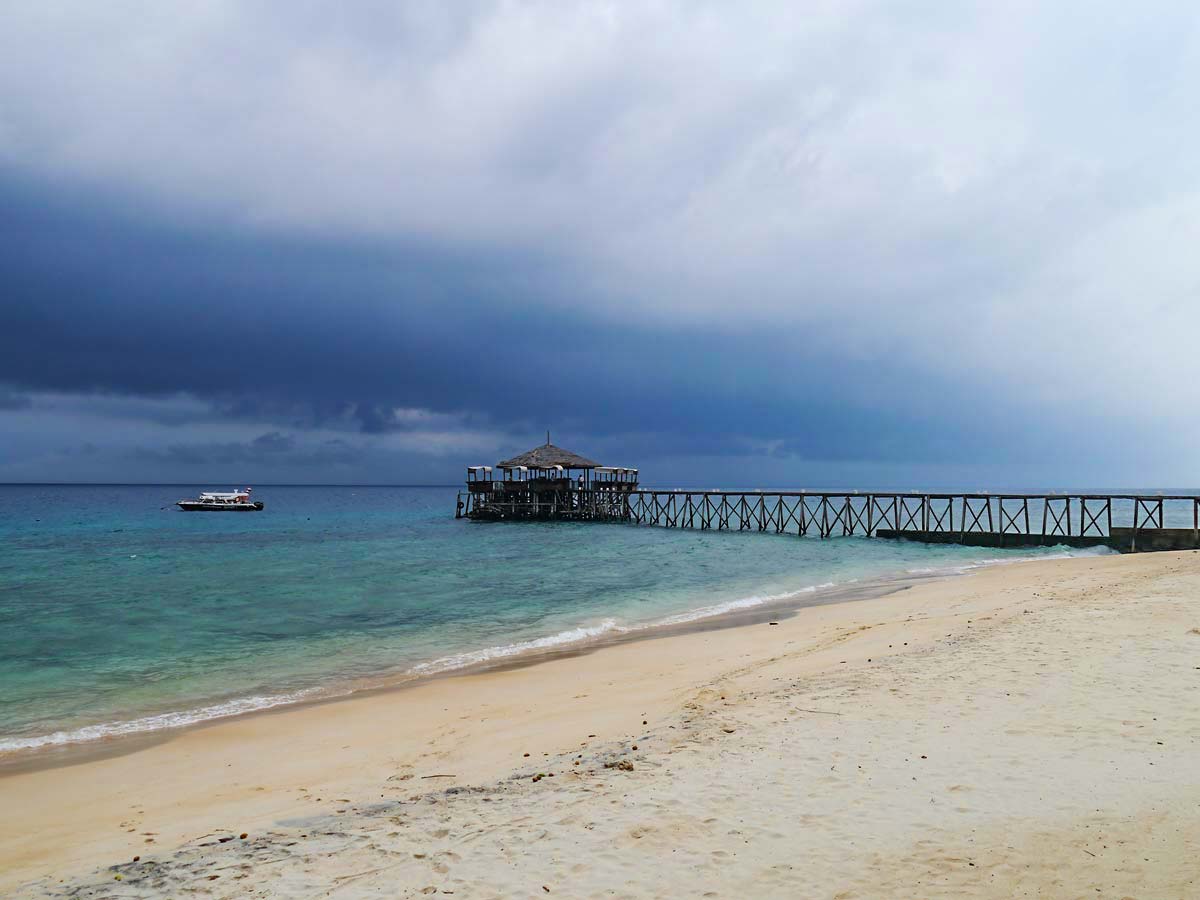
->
xmin=2 ymin=1 xmax=1199 ymax=488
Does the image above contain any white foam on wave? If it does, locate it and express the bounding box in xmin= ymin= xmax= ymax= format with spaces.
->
xmin=409 ymin=619 xmax=628 ymax=676
xmin=645 ymin=582 xmax=837 ymax=628
xmin=0 ymin=688 xmax=322 ymax=755
xmin=906 ymin=544 xmax=1115 ymax=576
xmin=409 ymin=580 xmax=849 ymax=677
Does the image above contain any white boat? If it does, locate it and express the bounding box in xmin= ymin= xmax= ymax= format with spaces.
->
xmin=176 ymin=488 xmax=264 ymax=511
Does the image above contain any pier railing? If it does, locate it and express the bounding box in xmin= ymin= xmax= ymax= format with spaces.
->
xmin=624 ymin=491 xmax=1200 ymax=551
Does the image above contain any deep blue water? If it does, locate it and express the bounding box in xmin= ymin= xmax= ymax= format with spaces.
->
xmin=0 ymin=484 xmax=1109 ymax=753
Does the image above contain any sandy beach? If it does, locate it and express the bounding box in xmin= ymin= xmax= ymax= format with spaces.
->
xmin=2 ymin=550 xmax=1198 ymax=898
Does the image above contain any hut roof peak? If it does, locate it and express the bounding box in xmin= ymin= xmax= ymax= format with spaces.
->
xmin=497 ymin=440 xmax=601 ymax=470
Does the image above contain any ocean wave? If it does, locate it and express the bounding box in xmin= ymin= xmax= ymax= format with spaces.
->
xmin=409 ymin=580 xmax=848 ymax=676
xmin=0 ymin=689 xmax=322 ymax=755
xmin=409 ymin=619 xmax=628 ymax=675
xmin=905 ymin=544 xmax=1115 ymax=576
xmin=644 ymin=583 xmax=836 ymax=628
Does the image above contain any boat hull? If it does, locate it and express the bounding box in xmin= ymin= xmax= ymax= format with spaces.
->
xmin=176 ymin=501 xmax=264 ymax=511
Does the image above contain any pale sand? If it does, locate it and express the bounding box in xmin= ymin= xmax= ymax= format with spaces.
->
xmin=2 ymin=551 xmax=1199 ymax=898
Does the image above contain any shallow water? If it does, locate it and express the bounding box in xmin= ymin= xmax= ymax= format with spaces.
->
xmin=0 ymin=484 xmax=1108 ymax=753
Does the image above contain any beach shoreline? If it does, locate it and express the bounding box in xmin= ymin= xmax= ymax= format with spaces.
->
xmin=0 ymin=567 xmax=925 ymax=774
xmin=0 ymin=546 xmax=1100 ymax=770
xmin=3 ymin=550 xmax=1198 ymax=897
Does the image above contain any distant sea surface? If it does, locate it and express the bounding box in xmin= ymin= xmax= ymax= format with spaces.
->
xmin=0 ymin=484 xmax=1110 ymax=756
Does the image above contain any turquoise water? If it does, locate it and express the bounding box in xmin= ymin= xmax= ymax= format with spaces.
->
xmin=0 ymin=484 xmax=1104 ymax=754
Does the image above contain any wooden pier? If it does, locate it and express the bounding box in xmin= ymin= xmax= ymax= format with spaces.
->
xmin=458 ymin=440 xmax=1200 ymax=552
xmin=460 ymin=485 xmax=1200 ymax=553
xmin=617 ymin=491 xmax=1200 ymax=552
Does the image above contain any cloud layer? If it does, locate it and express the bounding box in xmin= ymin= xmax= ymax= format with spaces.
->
xmin=2 ymin=2 xmax=1198 ymax=485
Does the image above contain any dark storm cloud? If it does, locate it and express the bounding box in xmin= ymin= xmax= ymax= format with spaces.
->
xmin=0 ymin=388 xmax=32 ymax=411
xmin=131 ymin=432 xmax=361 ymax=468
xmin=0 ymin=172 xmax=1059 ymax=470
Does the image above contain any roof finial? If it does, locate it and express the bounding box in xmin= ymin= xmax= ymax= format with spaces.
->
xmin=546 ymin=429 xmax=551 ymax=446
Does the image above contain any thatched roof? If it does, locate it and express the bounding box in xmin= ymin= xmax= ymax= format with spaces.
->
xmin=497 ymin=441 xmax=601 ymax=470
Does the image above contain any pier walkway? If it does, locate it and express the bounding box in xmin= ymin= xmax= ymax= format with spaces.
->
xmin=458 ymin=489 xmax=1200 ymax=552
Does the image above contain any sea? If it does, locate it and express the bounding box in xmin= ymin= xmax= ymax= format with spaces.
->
xmin=0 ymin=484 xmax=1119 ymax=758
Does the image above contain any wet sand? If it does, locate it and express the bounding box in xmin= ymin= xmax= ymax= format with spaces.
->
xmin=3 ymin=551 xmax=1199 ymax=897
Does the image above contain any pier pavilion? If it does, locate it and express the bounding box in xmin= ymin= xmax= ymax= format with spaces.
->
xmin=458 ymin=437 xmax=638 ymax=520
